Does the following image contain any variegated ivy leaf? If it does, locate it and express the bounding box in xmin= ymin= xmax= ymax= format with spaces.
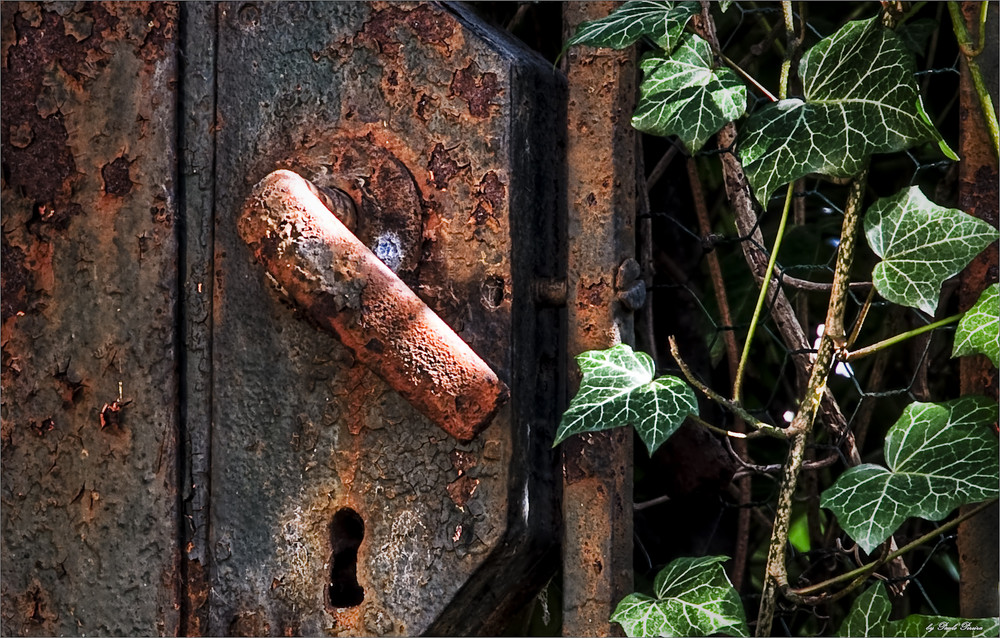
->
xmin=554 ymin=344 xmax=697 ymax=455
xmin=865 ymin=186 xmax=999 ymax=315
xmin=565 ymin=1 xmax=699 ymax=52
xmin=632 ymin=34 xmax=747 ymax=152
xmin=840 ymin=583 xmax=1000 ymax=637
xmin=740 ymin=17 xmax=956 ymax=205
xmin=611 ymin=556 xmax=749 ymax=637
xmin=837 ymin=582 xmax=890 ymax=637
xmin=821 ymin=396 xmax=999 ymax=554
xmin=953 ymin=283 xmax=1000 ymax=367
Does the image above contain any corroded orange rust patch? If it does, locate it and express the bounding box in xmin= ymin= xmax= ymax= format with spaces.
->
xmin=450 ymin=62 xmax=501 ymax=118
xmin=238 ymin=170 xmax=509 ymax=441
xmin=446 ymin=474 xmax=480 ymax=508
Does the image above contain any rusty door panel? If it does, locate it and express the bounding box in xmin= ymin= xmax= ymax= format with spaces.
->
xmin=1 ymin=2 xmax=181 ymax=635
xmin=208 ymin=2 xmax=562 ymax=635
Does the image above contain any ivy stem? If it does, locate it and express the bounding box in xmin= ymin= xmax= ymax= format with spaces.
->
xmin=669 ymin=336 xmax=786 ymax=439
xmin=755 ymin=168 xmax=868 ymax=637
xmin=779 ymin=1 xmax=794 ymax=100
xmin=733 ymin=182 xmax=795 ymax=403
xmin=845 ymin=313 xmax=963 ymax=362
xmin=689 ymin=414 xmax=746 ymax=439
xmin=719 ymin=52 xmax=778 ymax=102
xmin=948 ymin=1 xmax=1000 ymax=157
xmin=845 ymin=286 xmax=876 ymax=349
xmin=791 ymin=498 xmax=999 ymax=597
xmin=824 ymin=169 xmax=868 ymax=345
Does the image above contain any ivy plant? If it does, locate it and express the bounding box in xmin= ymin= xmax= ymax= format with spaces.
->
xmin=611 ymin=556 xmax=749 ymax=637
xmin=554 ymin=344 xmax=697 ymax=455
xmin=560 ymin=2 xmax=999 ymax=637
xmin=821 ymin=397 xmax=999 ymax=554
xmin=739 ymin=16 xmax=956 ymax=205
xmin=839 ymin=583 xmax=1000 ymax=638
xmin=865 ymin=187 xmax=999 ymax=315
xmin=953 ymin=283 xmax=1000 ymax=366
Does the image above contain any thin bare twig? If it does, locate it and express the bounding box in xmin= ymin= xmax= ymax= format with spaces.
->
xmin=688 ymin=157 xmax=752 ymax=590
xmin=634 ymin=494 xmax=672 ymax=511
xmin=669 ymin=336 xmax=787 ymax=439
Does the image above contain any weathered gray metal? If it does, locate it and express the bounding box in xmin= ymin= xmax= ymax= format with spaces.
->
xmin=208 ymin=2 xmax=562 ymax=635
xmin=1 ymin=3 xmax=181 ymax=634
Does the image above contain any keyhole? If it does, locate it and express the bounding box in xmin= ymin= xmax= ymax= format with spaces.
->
xmin=327 ymin=508 xmax=364 ymax=608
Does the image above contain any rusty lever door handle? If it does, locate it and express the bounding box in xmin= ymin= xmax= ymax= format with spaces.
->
xmin=237 ymin=170 xmax=509 ymax=441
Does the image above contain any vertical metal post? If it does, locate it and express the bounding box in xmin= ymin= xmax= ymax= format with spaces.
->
xmin=561 ymin=3 xmax=637 ymax=635
xmin=957 ymin=0 xmax=999 ymax=619
xmin=178 ymin=3 xmax=217 ymax=634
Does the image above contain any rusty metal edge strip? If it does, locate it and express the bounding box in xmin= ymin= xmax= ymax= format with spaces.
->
xmin=176 ymin=3 xmax=218 ymax=634
xmin=423 ymin=3 xmax=568 ymax=634
xmin=561 ymin=2 xmax=638 ymax=636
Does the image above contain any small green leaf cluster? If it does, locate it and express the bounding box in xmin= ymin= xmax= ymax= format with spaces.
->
xmin=567 ymin=1 xmax=746 ymax=154
xmin=560 ymin=2 xmax=999 ymax=637
xmin=554 ymin=344 xmax=697 ymax=455
xmin=611 ymin=556 xmax=748 ymax=638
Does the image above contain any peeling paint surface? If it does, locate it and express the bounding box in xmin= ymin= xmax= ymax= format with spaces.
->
xmin=1 ymin=2 xmax=180 ymax=635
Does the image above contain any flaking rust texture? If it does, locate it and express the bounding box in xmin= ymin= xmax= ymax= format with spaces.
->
xmin=1 ymin=3 xmax=180 ymax=636
xmin=237 ymin=170 xmax=509 ymax=441
xmin=210 ymin=2 xmax=560 ymax=636
xmin=561 ymin=3 xmax=637 ymax=636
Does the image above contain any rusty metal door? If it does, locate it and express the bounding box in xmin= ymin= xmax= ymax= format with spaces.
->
xmin=3 ymin=2 xmax=564 ymax=635
xmin=2 ymin=3 xmax=183 ymax=635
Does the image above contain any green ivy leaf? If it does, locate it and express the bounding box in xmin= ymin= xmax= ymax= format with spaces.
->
xmin=611 ymin=556 xmax=749 ymax=637
xmin=632 ymin=34 xmax=747 ymax=152
xmin=554 ymin=344 xmax=697 ymax=455
xmin=837 ymin=583 xmax=891 ymax=637
xmin=566 ymin=1 xmax=699 ymax=52
xmin=953 ymin=283 xmax=1000 ymax=367
xmin=740 ymin=17 xmax=955 ymax=205
xmin=865 ymin=186 xmax=1000 ymax=315
xmin=840 ymin=583 xmax=1000 ymax=637
xmin=821 ymin=396 xmax=999 ymax=554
